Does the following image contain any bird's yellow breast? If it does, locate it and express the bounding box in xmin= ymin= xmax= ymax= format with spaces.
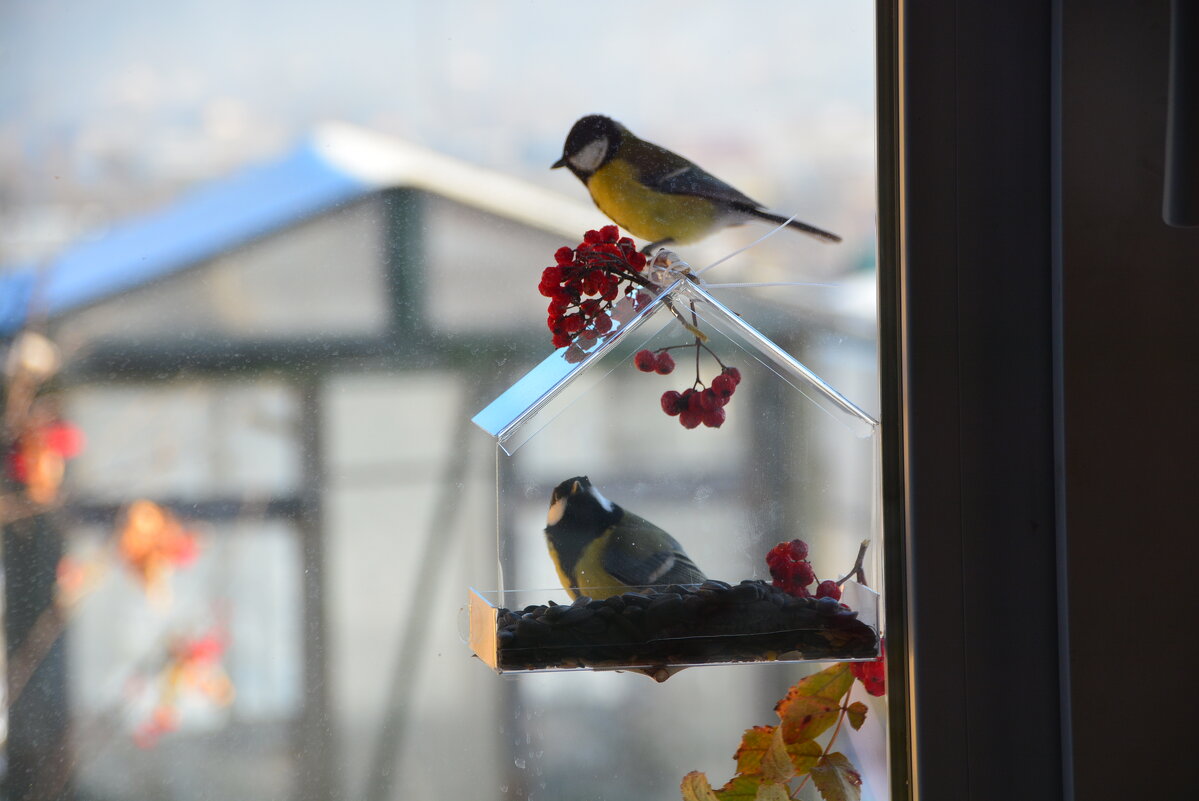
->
xmin=586 ymin=160 xmax=720 ymax=244
xmin=549 ymin=529 xmax=626 ymax=600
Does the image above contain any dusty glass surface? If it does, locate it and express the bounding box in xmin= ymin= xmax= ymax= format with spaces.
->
xmin=0 ymin=1 xmax=884 ymax=800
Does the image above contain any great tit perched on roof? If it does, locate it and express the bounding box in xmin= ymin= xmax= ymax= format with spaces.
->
xmin=544 ymin=476 xmax=707 ymax=600
xmin=552 ymin=114 xmax=841 ymax=251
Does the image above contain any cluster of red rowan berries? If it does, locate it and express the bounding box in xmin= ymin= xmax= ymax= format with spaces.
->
xmin=540 ymin=226 xmax=744 ymax=429
xmin=765 ymin=538 xmax=843 ymax=601
xmin=540 ymin=226 xmax=649 ymax=351
xmin=766 ymin=538 xmax=886 ymax=695
xmin=634 ymin=350 xmax=741 ymax=429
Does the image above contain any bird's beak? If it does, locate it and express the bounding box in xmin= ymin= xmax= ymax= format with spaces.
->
xmin=551 ymin=156 xmax=567 ymax=169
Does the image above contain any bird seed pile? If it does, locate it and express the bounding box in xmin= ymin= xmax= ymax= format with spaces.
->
xmin=493 ymin=579 xmax=878 ymax=674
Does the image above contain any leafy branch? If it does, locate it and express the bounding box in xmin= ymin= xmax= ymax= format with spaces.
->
xmin=682 ymin=540 xmax=886 ymax=801
xmin=681 ymin=662 xmax=867 ymax=801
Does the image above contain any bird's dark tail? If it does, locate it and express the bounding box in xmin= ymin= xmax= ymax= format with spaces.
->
xmin=747 ymin=208 xmax=842 ymax=243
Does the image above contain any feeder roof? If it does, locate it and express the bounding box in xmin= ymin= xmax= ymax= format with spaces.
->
xmin=473 ymin=277 xmax=878 ymax=455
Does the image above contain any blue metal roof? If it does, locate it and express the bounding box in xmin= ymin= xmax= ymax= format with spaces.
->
xmin=0 ymin=139 xmax=373 ymax=336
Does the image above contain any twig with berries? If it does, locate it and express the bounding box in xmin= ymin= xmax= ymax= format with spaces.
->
xmin=540 ymin=226 xmax=657 ymax=362
xmin=540 ymin=227 xmax=746 ymax=427
xmin=681 ymin=536 xmax=886 ymax=801
xmin=767 ymin=538 xmax=845 ymax=601
xmin=635 ymin=337 xmax=741 ymax=429
xmin=766 ymin=538 xmax=886 ymax=698
xmin=629 ymin=271 xmax=743 ymax=429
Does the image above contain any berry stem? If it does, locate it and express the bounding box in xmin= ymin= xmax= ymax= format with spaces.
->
xmin=698 ymin=341 xmax=727 ymax=369
xmin=836 ymin=540 xmax=871 ymax=588
xmin=662 ymin=297 xmax=708 ymax=342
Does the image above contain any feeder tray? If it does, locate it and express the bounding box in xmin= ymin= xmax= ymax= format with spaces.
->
xmin=469 ymin=579 xmax=879 ymax=679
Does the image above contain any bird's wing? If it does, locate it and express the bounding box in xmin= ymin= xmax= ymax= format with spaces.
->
xmin=635 ymin=140 xmax=763 ymax=209
xmin=602 ymin=512 xmax=707 ymax=589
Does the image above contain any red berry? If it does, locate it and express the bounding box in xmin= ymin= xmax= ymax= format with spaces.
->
xmin=593 ymin=313 xmax=612 ymax=334
xmin=792 ymin=560 xmax=816 ymax=587
xmin=850 ymin=638 xmax=887 ymax=696
xmin=781 ymin=581 xmax=812 ymax=598
xmin=815 ymin=580 xmax=842 ymax=600
xmin=723 ymin=366 xmax=742 ymax=385
xmin=788 ymin=539 xmax=809 ymax=561
xmin=660 ymin=390 xmax=683 ymax=416
xmin=679 ymin=408 xmax=702 ymax=429
xmin=701 ymin=406 xmax=726 ymax=428
xmin=767 ymin=559 xmax=786 ymax=581
xmin=711 ymin=374 xmax=736 ymax=400
xmin=698 ymin=388 xmax=722 ymax=411
xmin=654 ymin=352 xmax=675 ymax=375
xmin=634 ymin=349 xmax=657 ymax=372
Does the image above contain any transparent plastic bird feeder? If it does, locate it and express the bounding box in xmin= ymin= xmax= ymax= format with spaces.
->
xmin=469 ymin=245 xmax=882 ymax=680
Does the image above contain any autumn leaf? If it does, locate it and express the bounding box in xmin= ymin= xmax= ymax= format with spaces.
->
xmin=734 ymin=726 xmax=776 ymax=775
xmin=759 ymin=727 xmax=796 ymax=784
xmin=681 ymin=771 xmax=721 ymax=801
xmin=777 ymin=692 xmax=839 ymax=744
xmin=846 ymin=701 xmax=868 ymax=731
xmin=714 ymin=776 xmax=763 ymax=801
xmin=785 ymin=739 xmax=823 ymax=775
xmin=683 ymin=772 xmax=768 ymax=801
xmin=753 ymin=783 xmax=790 ymax=801
xmin=791 ymin=663 xmax=855 ymax=702
xmin=809 ymin=752 xmax=862 ymax=801
xmin=776 ymin=664 xmax=853 ymax=744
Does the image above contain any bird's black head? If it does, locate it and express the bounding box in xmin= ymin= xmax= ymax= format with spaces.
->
xmin=546 ymin=475 xmax=620 ymax=538
xmin=552 ymin=115 xmax=624 ymax=179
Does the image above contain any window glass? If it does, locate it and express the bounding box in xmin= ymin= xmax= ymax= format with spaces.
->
xmin=64 ymin=379 xmax=303 ymax=501
xmin=0 ymin=2 xmax=884 ymax=800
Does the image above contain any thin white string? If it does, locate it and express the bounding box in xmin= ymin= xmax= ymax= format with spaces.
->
xmin=649 ymin=212 xmax=838 ymax=291
xmin=703 ymin=281 xmax=839 ymax=289
xmin=693 ymin=213 xmax=797 ymax=277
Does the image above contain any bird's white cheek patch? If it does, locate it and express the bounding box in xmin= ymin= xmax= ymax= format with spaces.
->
xmin=570 ymin=138 xmax=609 ymax=173
xmin=546 ymin=495 xmax=567 ymax=526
